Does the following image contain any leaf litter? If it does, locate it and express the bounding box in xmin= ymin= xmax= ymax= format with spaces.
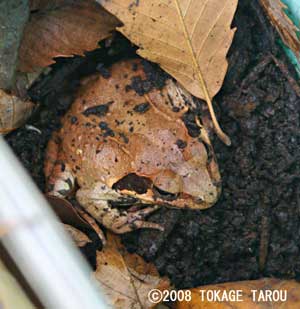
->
xmin=94 ymin=233 xmax=170 ymax=308
xmin=19 ymin=0 xmax=120 ymax=72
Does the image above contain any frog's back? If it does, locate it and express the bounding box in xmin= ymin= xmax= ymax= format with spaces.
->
xmin=57 ymin=59 xmax=197 ymax=186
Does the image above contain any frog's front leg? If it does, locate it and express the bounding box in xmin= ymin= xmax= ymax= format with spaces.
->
xmin=76 ymin=182 xmax=163 ymax=234
xmin=46 ymin=162 xmax=75 ymax=198
xmin=44 ymin=135 xmax=75 ymax=197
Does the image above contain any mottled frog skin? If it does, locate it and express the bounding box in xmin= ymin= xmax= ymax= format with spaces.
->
xmin=44 ymin=59 xmax=221 ymax=234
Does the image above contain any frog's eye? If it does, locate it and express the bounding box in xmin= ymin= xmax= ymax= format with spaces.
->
xmin=153 ymin=170 xmax=182 ymax=197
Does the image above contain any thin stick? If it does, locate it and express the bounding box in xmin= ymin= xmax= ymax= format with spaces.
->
xmin=271 ymin=54 xmax=300 ymax=97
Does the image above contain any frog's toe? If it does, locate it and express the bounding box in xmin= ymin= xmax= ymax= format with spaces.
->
xmin=111 ymin=205 xmax=163 ymax=234
xmin=127 ymin=204 xmax=160 ymax=215
xmin=112 ymin=220 xmax=164 ymax=234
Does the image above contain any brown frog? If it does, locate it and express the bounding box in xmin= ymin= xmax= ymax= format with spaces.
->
xmin=44 ymin=59 xmax=221 ymax=234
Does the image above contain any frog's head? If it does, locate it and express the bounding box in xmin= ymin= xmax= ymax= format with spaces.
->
xmin=114 ymin=136 xmax=221 ymax=210
xmin=151 ymin=136 xmax=221 ymax=209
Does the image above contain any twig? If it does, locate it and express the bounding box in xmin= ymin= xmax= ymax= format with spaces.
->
xmin=271 ymin=54 xmax=300 ymax=97
xmin=241 ymin=55 xmax=272 ymax=90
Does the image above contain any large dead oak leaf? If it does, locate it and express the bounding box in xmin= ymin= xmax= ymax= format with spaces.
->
xmin=0 ymin=90 xmax=35 ymax=134
xmin=19 ymin=0 xmax=120 ymax=72
xmin=94 ymin=233 xmax=170 ymax=308
xmin=98 ymin=0 xmax=238 ymax=144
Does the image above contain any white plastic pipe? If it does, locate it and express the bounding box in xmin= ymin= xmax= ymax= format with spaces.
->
xmin=0 ymin=137 xmax=108 ymax=309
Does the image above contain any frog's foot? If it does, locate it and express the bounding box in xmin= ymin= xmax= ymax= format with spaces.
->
xmin=76 ymin=183 xmax=164 ymax=234
xmin=44 ymin=135 xmax=75 ymax=198
xmin=111 ymin=205 xmax=163 ymax=234
xmin=47 ymin=163 xmax=75 ymax=198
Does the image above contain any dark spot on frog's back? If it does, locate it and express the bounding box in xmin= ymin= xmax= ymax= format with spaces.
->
xmin=104 ymin=129 xmax=115 ymax=137
xmin=176 ymin=139 xmax=187 ymax=149
xmin=99 ymin=121 xmax=108 ymax=130
xmin=133 ymin=102 xmax=150 ymax=113
xmin=70 ymin=116 xmax=77 ymax=124
xmin=141 ymin=59 xmax=168 ymax=89
xmin=99 ymin=121 xmax=115 ymax=137
xmin=119 ymin=133 xmax=129 ymax=144
xmin=82 ymin=101 xmax=113 ymax=117
xmin=130 ymin=76 xmax=152 ymax=95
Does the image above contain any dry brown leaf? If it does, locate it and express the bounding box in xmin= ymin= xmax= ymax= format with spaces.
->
xmin=176 ymin=278 xmax=300 ymax=308
xmin=94 ymin=233 xmax=170 ymax=308
xmin=98 ymin=0 xmax=238 ymax=145
xmin=46 ymin=195 xmax=93 ymax=230
xmin=46 ymin=195 xmax=106 ymax=244
xmin=63 ymin=224 xmax=91 ymax=247
xmin=19 ymin=0 xmax=120 ymax=72
xmin=0 ymin=90 xmax=35 ymax=134
xmin=260 ymin=0 xmax=300 ymax=54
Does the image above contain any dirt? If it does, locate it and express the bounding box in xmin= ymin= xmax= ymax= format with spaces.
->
xmin=6 ymin=0 xmax=300 ymax=289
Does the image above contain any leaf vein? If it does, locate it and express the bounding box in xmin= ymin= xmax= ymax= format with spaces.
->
xmin=124 ymin=29 xmax=186 ymax=53
xmin=183 ymin=0 xmax=192 ymax=18
xmin=109 ymin=0 xmax=179 ymax=32
xmin=196 ymin=0 xmax=229 ymax=59
xmin=190 ymin=0 xmax=209 ymax=40
xmin=139 ymin=48 xmax=193 ymax=68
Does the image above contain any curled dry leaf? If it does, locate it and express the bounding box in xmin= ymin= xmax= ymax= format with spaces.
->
xmin=46 ymin=195 xmax=92 ymax=230
xmin=46 ymin=195 xmax=105 ymax=244
xmin=260 ymin=0 xmax=300 ymax=54
xmin=0 ymin=90 xmax=35 ymax=134
xmin=63 ymin=224 xmax=91 ymax=247
xmin=176 ymin=278 xmax=300 ymax=309
xmin=94 ymin=233 xmax=170 ymax=308
xmin=19 ymin=0 xmax=120 ymax=72
xmin=98 ymin=0 xmax=238 ymax=145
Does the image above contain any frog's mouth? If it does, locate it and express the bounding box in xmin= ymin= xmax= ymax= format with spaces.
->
xmin=112 ymin=173 xmax=179 ymax=202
